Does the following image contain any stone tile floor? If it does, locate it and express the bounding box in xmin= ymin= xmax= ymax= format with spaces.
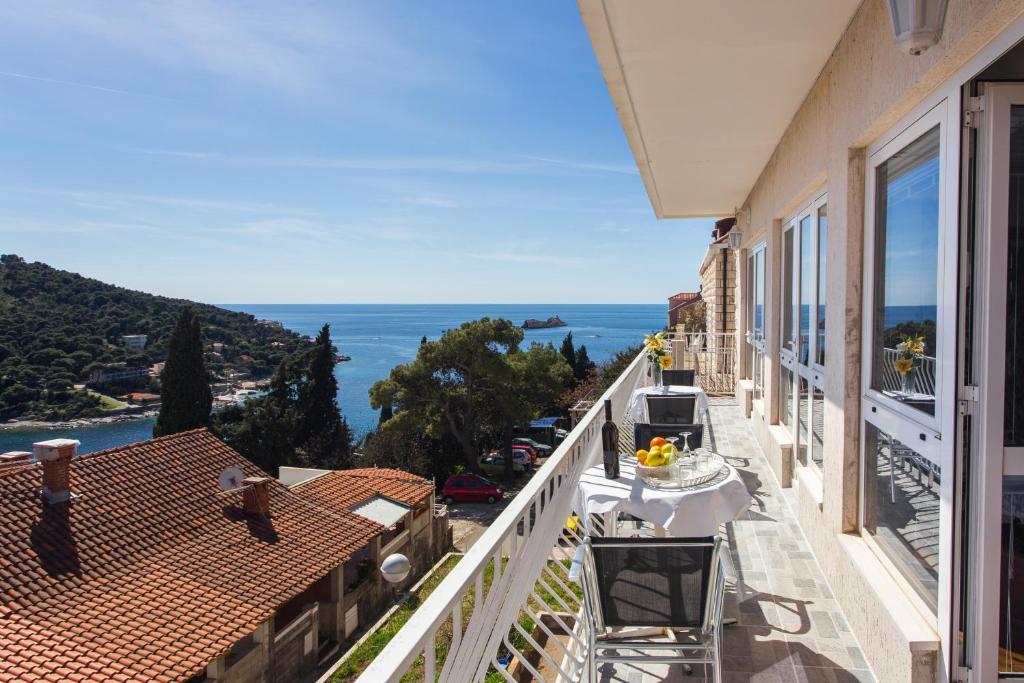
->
xmin=598 ymin=398 xmax=877 ymax=683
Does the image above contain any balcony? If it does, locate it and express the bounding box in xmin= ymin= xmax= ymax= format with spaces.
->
xmin=356 ymin=350 xmax=876 ymax=682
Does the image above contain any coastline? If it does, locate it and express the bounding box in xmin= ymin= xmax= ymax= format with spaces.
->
xmin=1 ymin=410 xmax=159 ymax=431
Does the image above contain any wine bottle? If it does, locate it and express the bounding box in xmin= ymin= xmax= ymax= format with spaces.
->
xmin=601 ymin=399 xmax=620 ymax=479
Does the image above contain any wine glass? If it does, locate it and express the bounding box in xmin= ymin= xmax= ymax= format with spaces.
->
xmin=680 ymin=431 xmax=692 ymax=455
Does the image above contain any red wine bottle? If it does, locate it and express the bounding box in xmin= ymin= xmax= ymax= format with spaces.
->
xmin=602 ymin=399 xmax=620 ymax=479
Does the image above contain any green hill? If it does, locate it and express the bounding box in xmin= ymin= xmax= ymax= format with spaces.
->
xmin=0 ymin=254 xmax=309 ymax=421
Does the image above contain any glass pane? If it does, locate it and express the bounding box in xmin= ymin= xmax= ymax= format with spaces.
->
xmin=754 ymin=348 xmax=764 ymax=401
xmin=811 ymin=384 xmax=824 ymax=470
xmin=1000 ymin=476 xmax=1024 ymax=674
xmin=863 ymin=422 xmax=940 ymax=611
xmin=755 ymin=249 xmax=765 ymax=341
xmin=797 ymin=376 xmax=809 ymax=466
xmin=816 ymin=205 xmax=828 ymax=366
xmin=783 ymin=228 xmax=795 ymax=352
xmin=1006 ymin=106 xmax=1024 ymax=446
xmin=871 ymin=126 xmax=940 ymax=416
xmin=799 ymin=216 xmax=812 ymax=365
xmin=780 ymin=366 xmax=792 ymax=428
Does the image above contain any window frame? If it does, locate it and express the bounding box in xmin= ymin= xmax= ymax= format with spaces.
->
xmin=747 ymin=241 xmax=767 ymax=399
xmin=859 ymin=97 xmax=959 ymax=625
xmin=780 ymin=192 xmax=827 ymax=473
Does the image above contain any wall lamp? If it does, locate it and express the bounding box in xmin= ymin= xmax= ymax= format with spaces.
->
xmin=887 ymin=0 xmax=949 ymax=55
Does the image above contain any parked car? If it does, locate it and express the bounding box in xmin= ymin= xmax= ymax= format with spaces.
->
xmin=513 ymin=437 xmax=552 ymax=458
xmin=442 ymin=473 xmax=504 ymax=504
xmin=511 ymin=444 xmax=538 ymax=465
xmin=479 ymin=454 xmax=525 ymax=476
xmin=488 ymin=448 xmax=531 ymax=469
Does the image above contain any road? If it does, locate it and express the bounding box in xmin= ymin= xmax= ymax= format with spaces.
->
xmin=447 ymin=464 xmax=540 ymax=552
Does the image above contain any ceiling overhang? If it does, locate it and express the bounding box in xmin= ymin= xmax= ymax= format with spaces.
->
xmin=579 ymin=0 xmax=861 ymax=218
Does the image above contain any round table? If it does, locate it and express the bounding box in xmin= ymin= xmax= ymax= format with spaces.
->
xmin=576 ymin=454 xmax=751 ymax=537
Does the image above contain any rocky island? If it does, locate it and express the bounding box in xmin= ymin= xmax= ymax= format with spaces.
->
xmin=521 ymin=315 xmax=567 ymax=330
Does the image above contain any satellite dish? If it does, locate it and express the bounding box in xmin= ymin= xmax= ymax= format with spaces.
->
xmin=381 ymin=554 xmax=411 ymax=584
xmin=218 ymin=465 xmax=246 ymax=492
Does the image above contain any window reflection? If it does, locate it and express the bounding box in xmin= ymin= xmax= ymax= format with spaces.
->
xmin=797 ymin=376 xmax=809 ymax=466
xmin=1001 ymin=477 xmax=1024 ymax=674
xmin=783 ymin=228 xmax=795 ymax=352
xmin=799 ymin=216 xmax=812 ymax=365
xmin=863 ymin=422 xmax=939 ymax=611
xmin=780 ymin=366 xmax=792 ymax=428
xmin=811 ymin=385 xmax=824 ymax=469
xmin=871 ymin=126 xmax=940 ymax=416
xmin=817 ymin=205 xmax=827 ymax=366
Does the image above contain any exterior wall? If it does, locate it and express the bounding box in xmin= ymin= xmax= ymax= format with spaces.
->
xmin=729 ymin=1 xmax=1024 ymax=681
xmin=699 ymin=248 xmax=735 ymax=337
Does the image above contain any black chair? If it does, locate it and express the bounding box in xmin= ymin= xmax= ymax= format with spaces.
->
xmin=662 ymin=369 xmax=696 ymax=386
xmin=576 ymin=535 xmax=726 ymax=682
xmin=634 ymin=422 xmax=704 ymax=451
xmin=645 ymin=394 xmax=696 ymax=425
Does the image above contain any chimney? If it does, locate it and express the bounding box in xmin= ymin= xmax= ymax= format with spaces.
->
xmin=241 ymin=477 xmax=271 ymax=517
xmin=0 ymin=451 xmax=31 ymax=465
xmin=33 ymin=439 xmax=80 ymax=504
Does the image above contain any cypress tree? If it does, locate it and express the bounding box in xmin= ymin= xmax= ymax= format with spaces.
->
xmin=155 ymin=307 xmax=212 ymax=437
xmin=574 ymin=344 xmax=595 ymax=381
xmin=559 ymin=332 xmax=577 ymax=378
xmin=298 ymin=324 xmax=352 ymax=468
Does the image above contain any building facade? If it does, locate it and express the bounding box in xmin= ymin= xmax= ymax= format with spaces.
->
xmin=583 ymin=1 xmax=1024 ymax=680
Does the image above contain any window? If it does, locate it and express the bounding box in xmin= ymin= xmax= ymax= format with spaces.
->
xmin=863 ymin=422 xmax=939 ymax=611
xmin=861 ymin=101 xmax=953 ymax=619
xmin=870 ymin=126 xmax=940 ymax=417
xmin=816 ymin=205 xmax=828 ymax=366
xmin=779 ymin=193 xmax=827 ymax=474
xmin=748 ymin=243 xmax=767 ymax=400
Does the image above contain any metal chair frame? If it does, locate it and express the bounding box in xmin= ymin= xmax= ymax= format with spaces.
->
xmin=578 ymin=536 xmax=726 ymax=683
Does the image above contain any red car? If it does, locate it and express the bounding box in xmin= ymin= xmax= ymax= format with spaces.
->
xmin=442 ymin=473 xmax=504 ymax=504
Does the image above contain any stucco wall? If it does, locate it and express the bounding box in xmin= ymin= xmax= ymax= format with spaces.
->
xmin=731 ymin=1 xmax=1024 ymax=681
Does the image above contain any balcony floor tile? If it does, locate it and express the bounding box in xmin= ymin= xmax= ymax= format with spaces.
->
xmin=599 ymin=399 xmax=876 ymax=683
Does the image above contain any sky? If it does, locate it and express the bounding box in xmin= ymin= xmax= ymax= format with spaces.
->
xmin=0 ymin=1 xmax=714 ymax=304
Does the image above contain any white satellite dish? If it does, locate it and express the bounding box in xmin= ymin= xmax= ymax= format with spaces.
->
xmin=218 ymin=465 xmax=246 ymax=492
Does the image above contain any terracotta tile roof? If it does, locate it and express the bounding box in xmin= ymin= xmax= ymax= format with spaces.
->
xmin=295 ymin=467 xmax=433 ymax=512
xmin=0 ymin=429 xmax=382 ymax=682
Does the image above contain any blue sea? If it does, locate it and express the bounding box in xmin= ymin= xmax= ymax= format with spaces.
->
xmin=0 ymin=304 xmax=665 ymax=455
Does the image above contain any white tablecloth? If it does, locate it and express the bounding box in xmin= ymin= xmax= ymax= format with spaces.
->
xmin=627 ymin=385 xmax=710 ymax=422
xmin=576 ymin=457 xmax=751 ymax=537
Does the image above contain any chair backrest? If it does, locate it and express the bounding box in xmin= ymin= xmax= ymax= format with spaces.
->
xmin=662 ymin=369 xmax=695 ymax=386
xmin=645 ymin=395 xmax=696 ymax=424
xmin=583 ymin=536 xmax=719 ymax=630
xmin=633 ymin=422 xmax=704 ymax=451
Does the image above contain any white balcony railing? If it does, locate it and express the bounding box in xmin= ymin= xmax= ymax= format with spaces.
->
xmin=879 ymin=347 xmax=936 ymax=396
xmin=357 ymin=349 xmax=649 ymax=682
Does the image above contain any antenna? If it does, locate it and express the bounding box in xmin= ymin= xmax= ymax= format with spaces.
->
xmin=218 ymin=465 xmax=246 ymax=492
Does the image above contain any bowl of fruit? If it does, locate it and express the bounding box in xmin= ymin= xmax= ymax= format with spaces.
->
xmin=634 ymin=437 xmax=681 ymax=488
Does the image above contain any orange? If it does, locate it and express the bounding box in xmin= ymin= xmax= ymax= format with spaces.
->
xmin=636 ymin=449 xmax=649 ymax=465
xmin=649 ymin=437 xmax=668 ymax=448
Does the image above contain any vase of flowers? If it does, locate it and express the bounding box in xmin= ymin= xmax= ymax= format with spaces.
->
xmin=644 ymin=332 xmax=673 ymax=388
xmin=894 ymin=334 xmax=925 ymax=394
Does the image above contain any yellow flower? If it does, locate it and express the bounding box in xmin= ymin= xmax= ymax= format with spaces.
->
xmin=659 ymin=355 xmax=673 ymax=370
xmin=894 ymin=358 xmax=914 ymax=374
xmin=909 ymin=340 xmax=925 ymax=355
xmin=646 ymin=338 xmax=664 ymax=352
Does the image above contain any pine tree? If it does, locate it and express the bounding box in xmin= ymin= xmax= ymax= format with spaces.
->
xmin=155 ymin=307 xmax=212 ymax=437
xmin=574 ymin=344 xmax=596 ymax=382
xmin=559 ymin=332 xmax=577 ymax=379
xmin=298 ymin=324 xmax=352 ymax=468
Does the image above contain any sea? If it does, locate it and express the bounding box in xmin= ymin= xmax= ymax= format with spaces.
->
xmin=0 ymin=304 xmax=666 ymax=455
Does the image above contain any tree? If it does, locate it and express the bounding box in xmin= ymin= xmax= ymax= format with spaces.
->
xmin=369 ymin=378 xmax=398 ymax=426
xmin=368 ymin=318 xmax=571 ymax=475
xmin=559 ymin=332 xmax=577 ymax=377
xmin=155 ymin=307 xmax=212 ymax=437
xmin=574 ymin=344 xmax=595 ymax=382
xmin=296 ymin=324 xmax=352 ymax=468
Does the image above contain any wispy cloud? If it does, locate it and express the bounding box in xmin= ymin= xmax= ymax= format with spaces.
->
xmin=0 ymin=70 xmax=169 ymax=100
xmin=401 ymin=195 xmax=459 ymax=208
xmin=460 ymin=251 xmax=591 ymax=267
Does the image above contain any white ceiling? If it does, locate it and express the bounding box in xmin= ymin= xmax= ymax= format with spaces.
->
xmin=579 ymin=0 xmax=862 ymax=218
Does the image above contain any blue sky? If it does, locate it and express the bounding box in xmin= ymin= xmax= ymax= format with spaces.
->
xmin=0 ymin=1 xmax=714 ymax=304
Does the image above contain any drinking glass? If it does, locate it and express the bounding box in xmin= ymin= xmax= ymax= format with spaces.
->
xmin=680 ymin=431 xmax=692 ymax=455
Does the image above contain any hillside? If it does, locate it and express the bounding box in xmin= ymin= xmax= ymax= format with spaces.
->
xmin=0 ymin=254 xmax=309 ymax=421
